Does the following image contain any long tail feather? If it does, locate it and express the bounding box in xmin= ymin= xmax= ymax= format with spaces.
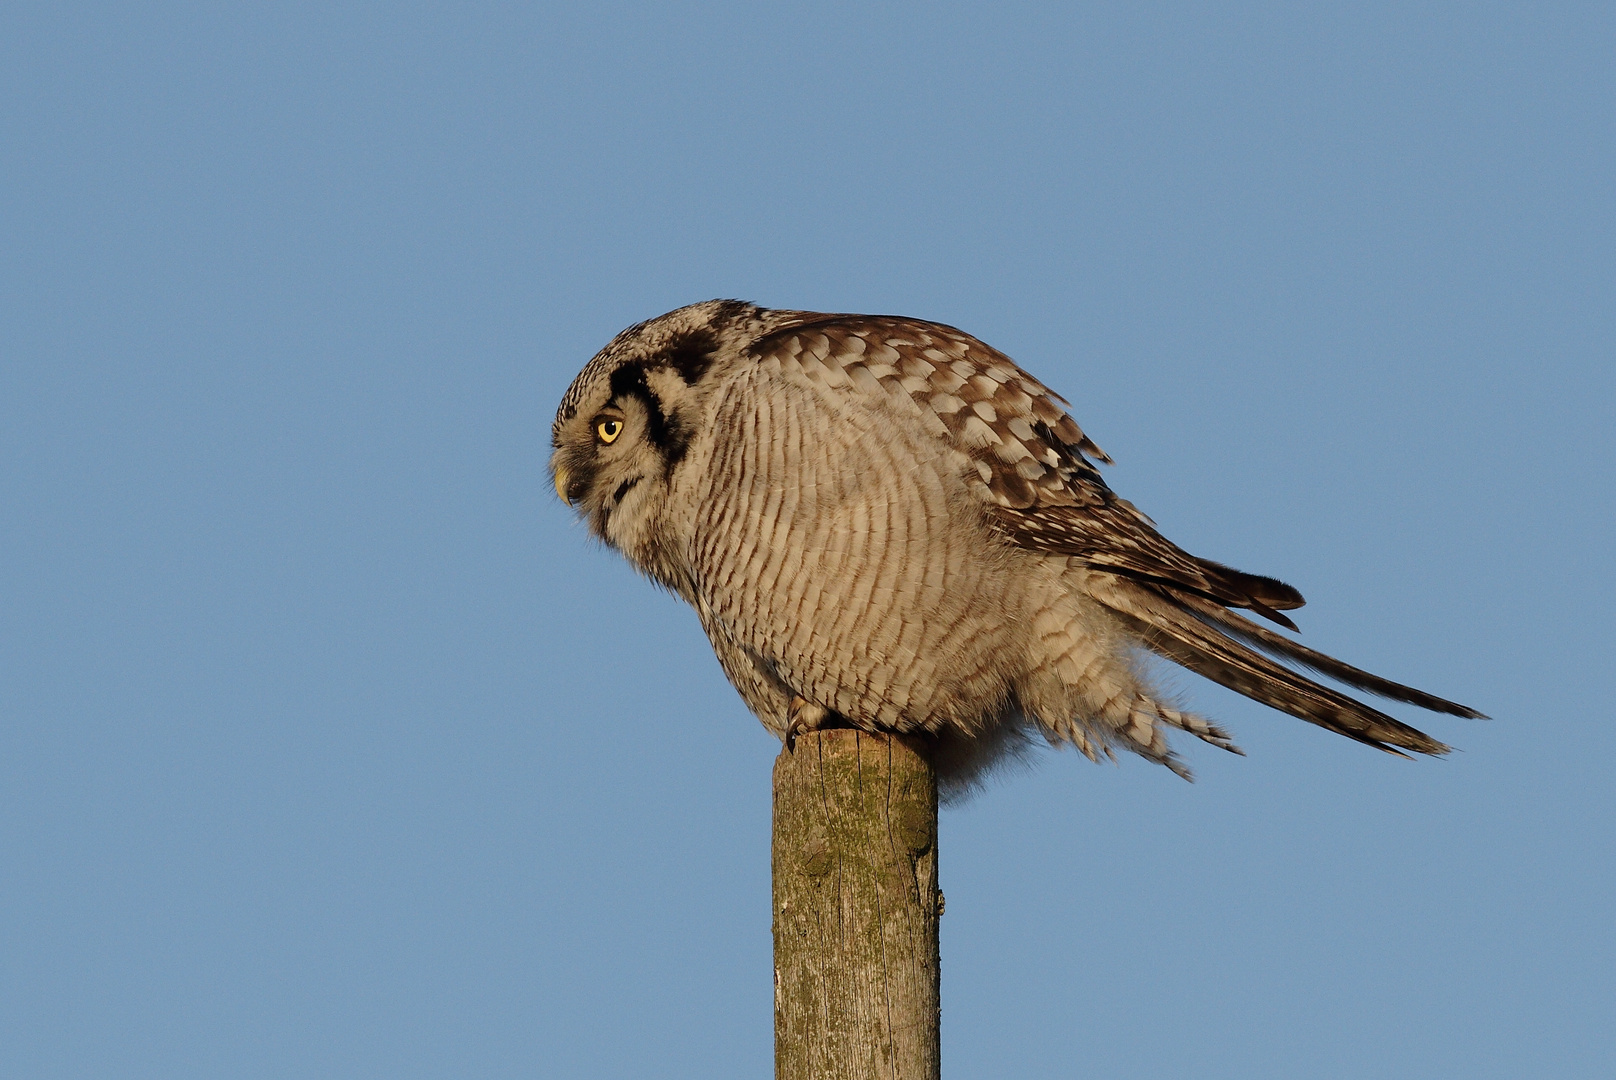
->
xmin=1088 ymin=577 xmax=1462 ymax=756
xmin=1171 ymin=589 xmax=1488 ymax=720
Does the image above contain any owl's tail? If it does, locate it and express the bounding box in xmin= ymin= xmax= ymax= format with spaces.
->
xmin=1087 ymin=577 xmax=1485 ymax=757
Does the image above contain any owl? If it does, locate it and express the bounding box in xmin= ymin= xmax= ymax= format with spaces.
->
xmin=551 ymin=300 xmax=1481 ymax=794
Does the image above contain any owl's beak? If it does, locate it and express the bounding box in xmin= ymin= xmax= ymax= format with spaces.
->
xmin=553 ymin=465 xmax=572 ymax=505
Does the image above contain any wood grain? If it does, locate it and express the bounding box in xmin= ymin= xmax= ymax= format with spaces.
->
xmin=773 ymin=730 xmax=940 ymax=1080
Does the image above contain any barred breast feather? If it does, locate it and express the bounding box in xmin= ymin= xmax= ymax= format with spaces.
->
xmin=689 ymin=358 xmax=1037 ymax=739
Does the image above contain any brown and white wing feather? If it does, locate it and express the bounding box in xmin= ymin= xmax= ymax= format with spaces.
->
xmin=749 ymin=314 xmax=1302 ymax=625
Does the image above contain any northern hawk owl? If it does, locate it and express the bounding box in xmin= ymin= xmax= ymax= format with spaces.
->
xmin=551 ymin=300 xmax=1480 ymax=794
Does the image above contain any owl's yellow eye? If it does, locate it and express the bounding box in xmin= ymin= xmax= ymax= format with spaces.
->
xmin=596 ymin=418 xmax=623 ymax=444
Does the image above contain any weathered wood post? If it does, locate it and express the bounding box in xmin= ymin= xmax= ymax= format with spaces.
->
xmin=772 ymin=729 xmax=942 ymax=1080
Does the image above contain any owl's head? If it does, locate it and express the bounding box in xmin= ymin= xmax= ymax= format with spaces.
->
xmin=550 ymin=299 xmax=800 ymax=576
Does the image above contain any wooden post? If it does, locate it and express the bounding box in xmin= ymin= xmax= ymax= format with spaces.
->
xmin=772 ymin=729 xmax=941 ymax=1080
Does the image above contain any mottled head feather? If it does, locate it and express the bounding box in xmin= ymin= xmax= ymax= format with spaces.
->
xmin=553 ymin=299 xmax=765 ymax=443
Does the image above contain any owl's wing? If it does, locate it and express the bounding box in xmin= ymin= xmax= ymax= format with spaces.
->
xmin=748 ymin=314 xmax=1304 ymax=628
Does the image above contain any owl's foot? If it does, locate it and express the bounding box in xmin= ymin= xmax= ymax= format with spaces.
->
xmin=784 ymin=696 xmax=832 ymax=752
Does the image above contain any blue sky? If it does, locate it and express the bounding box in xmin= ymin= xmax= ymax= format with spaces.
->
xmin=3 ymin=3 xmax=1612 ymax=1077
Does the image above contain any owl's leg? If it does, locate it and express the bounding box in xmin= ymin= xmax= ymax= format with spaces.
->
xmin=783 ymin=695 xmax=880 ymax=750
xmin=784 ymin=696 xmax=833 ymax=752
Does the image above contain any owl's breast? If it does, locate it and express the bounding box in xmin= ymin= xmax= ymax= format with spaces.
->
xmin=687 ymin=370 xmax=1030 ymax=731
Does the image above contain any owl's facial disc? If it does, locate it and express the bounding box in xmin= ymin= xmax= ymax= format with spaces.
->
xmin=548 ymin=390 xmax=670 ymax=553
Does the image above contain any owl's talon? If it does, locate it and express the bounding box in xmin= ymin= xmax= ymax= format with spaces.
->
xmin=784 ymin=696 xmax=830 ymax=752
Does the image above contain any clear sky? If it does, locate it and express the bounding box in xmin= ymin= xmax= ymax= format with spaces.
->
xmin=3 ymin=3 xmax=1612 ymax=1077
